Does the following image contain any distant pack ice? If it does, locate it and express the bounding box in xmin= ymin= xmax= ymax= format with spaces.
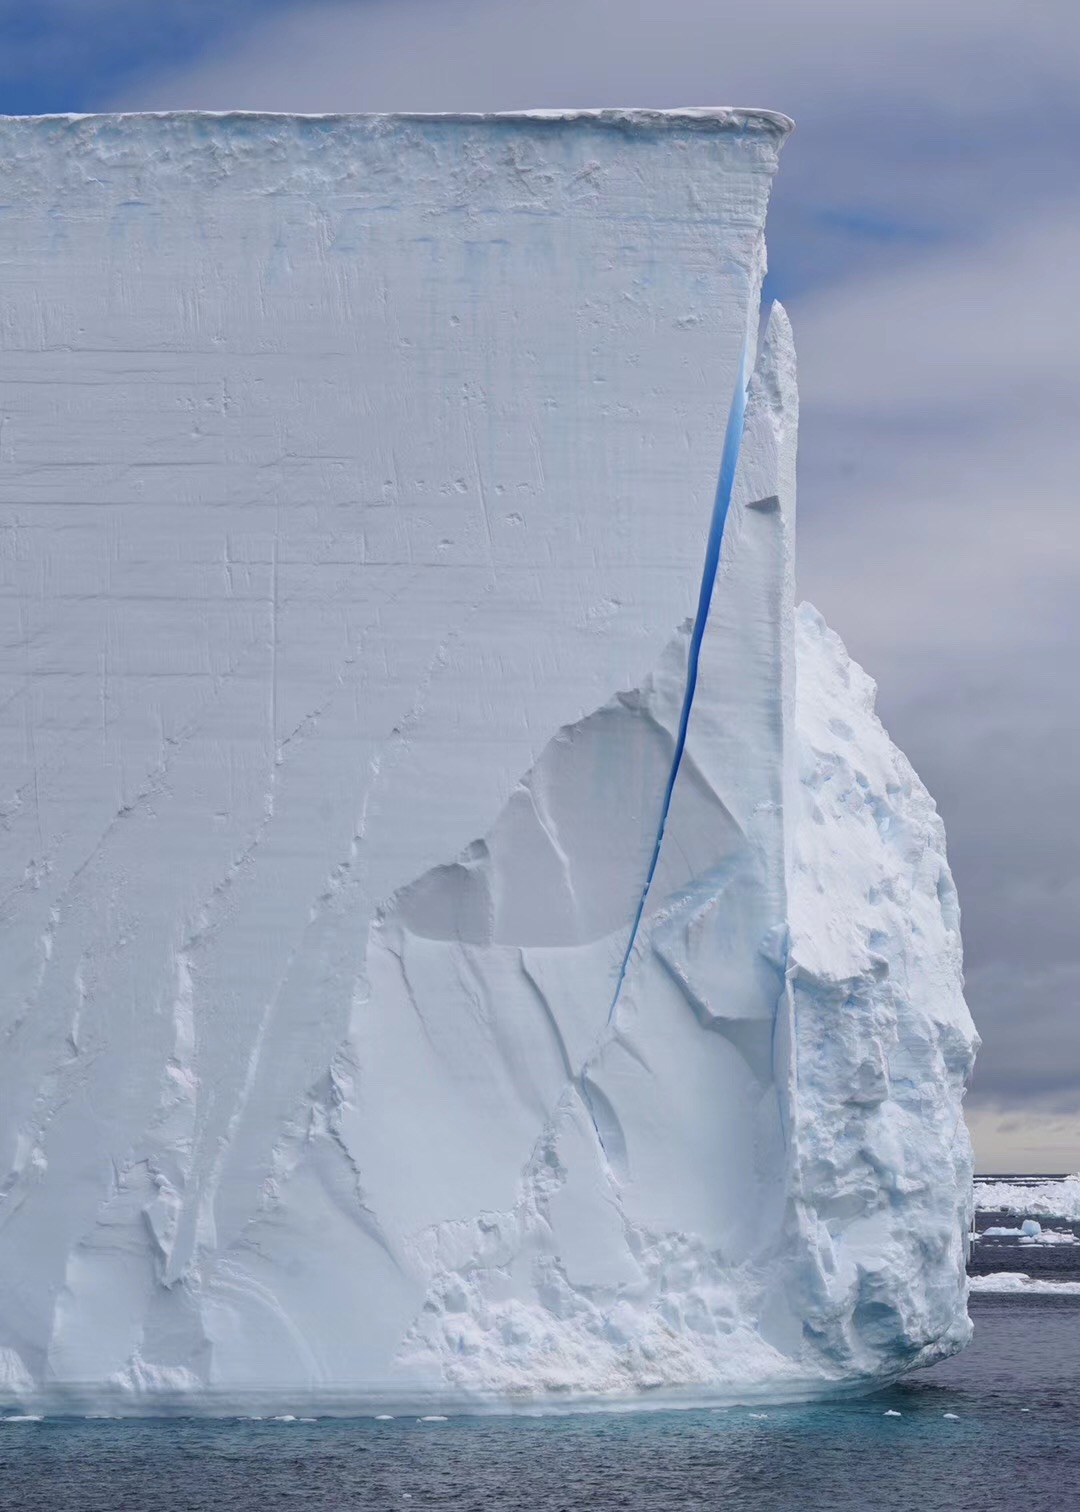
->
xmin=0 ymin=110 xmax=977 ymax=1413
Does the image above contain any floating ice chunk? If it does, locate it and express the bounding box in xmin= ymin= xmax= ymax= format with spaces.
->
xmin=985 ymin=1222 xmax=1078 ymax=1245
xmin=943 ymin=1412 xmax=959 ymax=1420
xmin=883 ymin=1409 xmax=902 ymax=1417
xmin=968 ymin=1273 xmax=1080 ymax=1296
xmin=969 ymin=1272 xmax=1031 ymax=1291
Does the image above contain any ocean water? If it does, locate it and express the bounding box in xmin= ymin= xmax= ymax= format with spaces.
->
xmin=2 ymin=1295 xmax=1078 ymax=1512
xmin=971 ymin=1185 xmax=1080 ymax=1285
xmin=4 ymin=1190 xmax=1078 ymax=1512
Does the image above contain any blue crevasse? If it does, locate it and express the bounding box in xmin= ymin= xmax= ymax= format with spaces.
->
xmin=608 ymin=332 xmax=753 ymax=1024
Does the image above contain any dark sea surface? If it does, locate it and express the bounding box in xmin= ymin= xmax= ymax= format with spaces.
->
xmin=3 ymin=1192 xmax=1078 ymax=1512
xmin=2 ymin=1295 xmax=1078 ymax=1512
xmin=971 ymin=1197 xmax=1080 ymax=1284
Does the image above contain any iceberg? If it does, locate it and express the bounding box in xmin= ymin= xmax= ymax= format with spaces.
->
xmin=0 ymin=109 xmax=977 ymax=1414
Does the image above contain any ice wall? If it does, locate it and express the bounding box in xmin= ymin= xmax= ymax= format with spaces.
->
xmin=0 ymin=111 xmax=976 ymax=1413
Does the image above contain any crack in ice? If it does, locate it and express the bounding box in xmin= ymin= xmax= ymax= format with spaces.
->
xmin=607 ymin=332 xmax=753 ymax=1024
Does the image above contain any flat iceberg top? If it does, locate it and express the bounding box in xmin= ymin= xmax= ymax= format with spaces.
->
xmin=0 ymin=106 xmax=794 ymax=135
xmin=0 ymin=105 xmax=789 ymax=205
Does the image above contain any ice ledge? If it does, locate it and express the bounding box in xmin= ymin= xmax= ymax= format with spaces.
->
xmin=0 ymin=107 xmax=794 ymax=137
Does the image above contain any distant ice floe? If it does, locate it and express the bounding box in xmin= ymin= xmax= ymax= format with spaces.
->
xmin=968 ymin=1273 xmax=1080 ymax=1297
xmin=975 ymin=1175 xmax=1080 ymax=1222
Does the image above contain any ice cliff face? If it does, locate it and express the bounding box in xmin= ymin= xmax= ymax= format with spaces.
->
xmin=0 ymin=110 xmax=976 ymax=1413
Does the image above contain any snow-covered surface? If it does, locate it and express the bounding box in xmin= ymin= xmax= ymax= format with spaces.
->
xmin=0 ymin=110 xmax=976 ymax=1414
xmin=975 ymin=1177 xmax=1080 ymax=1223
xmin=968 ymin=1274 xmax=1080 ymax=1297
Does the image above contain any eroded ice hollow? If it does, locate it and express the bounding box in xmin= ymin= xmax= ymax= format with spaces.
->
xmin=0 ymin=110 xmax=977 ymax=1414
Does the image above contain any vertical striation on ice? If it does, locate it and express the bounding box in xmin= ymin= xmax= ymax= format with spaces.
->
xmin=0 ymin=109 xmax=976 ymax=1414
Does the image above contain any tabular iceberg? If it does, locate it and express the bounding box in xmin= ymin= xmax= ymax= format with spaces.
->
xmin=0 ymin=110 xmax=977 ymax=1413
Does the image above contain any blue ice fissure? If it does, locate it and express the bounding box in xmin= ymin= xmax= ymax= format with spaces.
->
xmin=607 ymin=333 xmax=752 ymax=1023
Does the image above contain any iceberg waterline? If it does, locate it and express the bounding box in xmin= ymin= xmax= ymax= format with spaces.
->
xmin=0 ymin=110 xmax=976 ymax=1414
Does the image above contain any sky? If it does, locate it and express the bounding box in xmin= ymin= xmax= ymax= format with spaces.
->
xmin=2 ymin=0 xmax=1078 ymax=1170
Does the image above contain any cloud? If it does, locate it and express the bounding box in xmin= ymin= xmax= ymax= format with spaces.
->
xmin=795 ymin=208 xmax=1080 ymax=663
xmin=84 ymin=0 xmax=1080 ymax=1158
xmin=964 ymin=962 xmax=1080 ymax=1111
xmin=107 ymin=0 xmax=1077 ymax=117
xmin=967 ymin=1105 xmax=1080 ymax=1174
xmin=0 ymin=0 xmax=298 ymax=114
